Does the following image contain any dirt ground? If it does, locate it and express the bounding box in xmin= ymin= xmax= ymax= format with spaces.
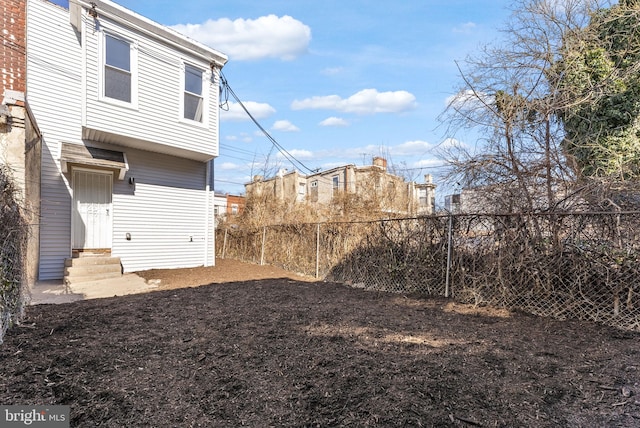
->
xmin=2 ymin=259 xmax=640 ymax=427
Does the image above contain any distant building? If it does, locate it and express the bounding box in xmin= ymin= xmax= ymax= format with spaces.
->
xmin=445 ymin=182 xmax=580 ymax=215
xmin=226 ymin=194 xmax=246 ymax=216
xmin=245 ymin=157 xmax=436 ymax=218
xmin=444 ymin=194 xmax=461 ymax=213
xmin=213 ymin=193 xmax=245 ymax=226
xmin=213 ymin=193 xmax=227 ymax=227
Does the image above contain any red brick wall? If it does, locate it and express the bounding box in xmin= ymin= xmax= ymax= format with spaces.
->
xmin=226 ymin=194 xmax=246 ymax=215
xmin=1 ymin=0 xmax=26 ymax=96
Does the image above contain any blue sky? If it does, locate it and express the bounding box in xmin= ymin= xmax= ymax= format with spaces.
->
xmin=51 ymin=0 xmax=514 ymax=199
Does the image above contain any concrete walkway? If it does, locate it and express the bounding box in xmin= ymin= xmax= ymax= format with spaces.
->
xmin=30 ymin=273 xmax=159 ymax=305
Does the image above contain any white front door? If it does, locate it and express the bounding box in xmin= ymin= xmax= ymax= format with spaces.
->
xmin=72 ymin=169 xmax=113 ymax=250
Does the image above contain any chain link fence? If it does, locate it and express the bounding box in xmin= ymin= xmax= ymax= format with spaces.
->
xmin=217 ymin=211 xmax=640 ymax=332
xmin=0 ymin=165 xmax=29 ymax=343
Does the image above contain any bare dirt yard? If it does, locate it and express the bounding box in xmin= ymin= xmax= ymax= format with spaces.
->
xmin=2 ymin=259 xmax=640 ymax=427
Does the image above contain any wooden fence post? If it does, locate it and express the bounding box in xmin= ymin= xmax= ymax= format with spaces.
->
xmin=315 ymin=223 xmax=320 ymax=279
xmin=445 ymin=213 xmax=453 ymax=298
xmin=260 ymin=226 xmax=267 ymax=266
xmin=222 ymin=228 xmax=228 ymax=259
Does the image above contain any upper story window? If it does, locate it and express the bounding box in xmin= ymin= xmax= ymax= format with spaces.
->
xmin=104 ymin=34 xmax=132 ymax=103
xmin=419 ymin=188 xmax=428 ymax=206
xmin=184 ymin=64 xmax=204 ymax=122
xmin=332 ymin=175 xmax=340 ymax=190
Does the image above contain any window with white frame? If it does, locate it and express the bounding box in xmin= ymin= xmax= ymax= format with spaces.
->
xmin=184 ymin=64 xmax=204 ymax=122
xmin=419 ymin=189 xmax=428 ymax=207
xmin=104 ymin=34 xmax=132 ymax=103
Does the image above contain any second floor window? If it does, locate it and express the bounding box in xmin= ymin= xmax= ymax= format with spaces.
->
xmin=105 ymin=34 xmax=131 ymax=103
xmin=184 ymin=64 xmax=203 ymax=122
xmin=332 ymin=175 xmax=340 ymax=190
xmin=419 ymin=189 xmax=428 ymax=207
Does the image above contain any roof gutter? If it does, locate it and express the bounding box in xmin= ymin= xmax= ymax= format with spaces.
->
xmin=69 ymin=0 xmax=228 ymax=68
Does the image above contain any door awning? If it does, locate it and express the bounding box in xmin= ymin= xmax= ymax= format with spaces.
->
xmin=60 ymin=143 xmax=128 ymax=180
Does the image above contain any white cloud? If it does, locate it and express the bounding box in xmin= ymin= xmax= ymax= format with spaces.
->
xmin=221 ymin=101 xmax=276 ymax=121
xmin=412 ymin=158 xmax=443 ymax=168
xmin=276 ymin=149 xmax=314 ymax=160
xmin=319 ymin=117 xmax=350 ymax=127
xmin=439 ymin=137 xmax=467 ymax=149
xmin=219 ymin=162 xmax=240 ymax=170
xmin=272 ymin=120 xmax=300 ymax=132
xmin=445 ymin=89 xmax=493 ymax=110
xmin=171 ymin=15 xmax=311 ymax=61
xmin=292 ymin=89 xmax=417 ymax=115
xmin=452 ymin=22 xmax=477 ymax=34
xmin=392 ymin=140 xmax=433 ymax=156
xmin=223 ymin=133 xmax=253 ymax=142
xmin=321 ymin=67 xmax=344 ymax=76
xmin=231 ymin=132 xmax=254 ymax=143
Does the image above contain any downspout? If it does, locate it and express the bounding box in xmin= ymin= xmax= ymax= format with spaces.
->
xmin=204 ymin=160 xmax=212 ymax=266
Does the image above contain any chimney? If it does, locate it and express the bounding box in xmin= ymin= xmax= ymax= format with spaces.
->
xmin=424 ymin=174 xmax=432 ymax=184
xmin=373 ymin=156 xmax=387 ymax=171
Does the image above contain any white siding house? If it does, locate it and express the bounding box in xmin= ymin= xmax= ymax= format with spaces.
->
xmin=27 ymin=0 xmax=227 ymax=279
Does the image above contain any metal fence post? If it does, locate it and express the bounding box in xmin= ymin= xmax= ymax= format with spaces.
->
xmin=445 ymin=213 xmax=453 ymax=298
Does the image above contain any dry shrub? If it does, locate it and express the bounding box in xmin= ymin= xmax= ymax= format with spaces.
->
xmin=0 ymin=165 xmax=28 ymax=343
xmin=218 ymin=210 xmax=640 ymax=331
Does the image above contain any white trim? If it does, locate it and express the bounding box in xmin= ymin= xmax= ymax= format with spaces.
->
xmin=71 ymin=167 xmax=114 ymax=250
xmin=81 ymin=11 xmax=88 ymax=127
xmin=70 ymin=0 xmax=227 ymax=67
xmin=178 ymin=60 xmax=210 ymax=128
xmin=204 ymin=160 xmax=210 ymax=266
xmin=98 ymin=28 xmax=139 ymax=110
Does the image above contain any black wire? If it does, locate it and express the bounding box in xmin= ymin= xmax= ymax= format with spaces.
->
xmin=0 ymin=34 xmax=27 ymax=55
xmin=219 ymin=71 xmax=315 ymax=174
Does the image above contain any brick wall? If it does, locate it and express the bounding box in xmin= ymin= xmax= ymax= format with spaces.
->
xmin=1 ymin=0 xmax=26 ymax=96
xmin=226 ymin=194 xmax=246 ymax=215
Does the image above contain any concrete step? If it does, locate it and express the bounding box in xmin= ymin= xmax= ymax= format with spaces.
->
xmin=64 ymin=256 xmax=122 ymax=285
xmin=65 ymin=257 xmax=121 ymax=267
xmin=65 ymin=263 xmax=121 ymax=277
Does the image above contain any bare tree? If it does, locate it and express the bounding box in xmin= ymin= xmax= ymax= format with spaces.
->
xmin=439 ymin=0 xmax=615 ymax=214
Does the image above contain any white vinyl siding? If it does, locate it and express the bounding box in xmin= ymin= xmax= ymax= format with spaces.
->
xmin=27 ymin=0 xmax=218 ymax=279
xmin=28 ymin=0 xmax=83 ymax=279
xmin=84 ymin=16 xmax=218 ymax=160
xmin=112 ymin=149 xmax=214 ymax=272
